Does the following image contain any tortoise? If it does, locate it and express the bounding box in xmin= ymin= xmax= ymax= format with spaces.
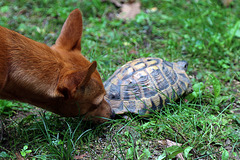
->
xmin=104 ymin=57 xmax=192 ymax=115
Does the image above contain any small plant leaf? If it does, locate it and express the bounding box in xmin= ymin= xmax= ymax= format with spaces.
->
xmin=0 ymin=151 xmax=10 ymax=158
xmin=233 ymin=152 xmax=237 ymax=157
xmin=185 ymin=82 xmax=205 ymax=102
xmin=126 ymin=147 xmax=134 ymax=159
xmin=215 ymin=95 xmax=232 ymax=105
xmin=0 ymin=6 xmax=9 ymax=13
xmin=185 ymin=93 xmax=195 ymax=102
xmin=136 ymin=12 xmax=149 ymax=23
xmin=20 ymin=151 xmax=26 ymax=157
xmin=157 ymin=152 xmax=166 ymax=160
xmin=211 ymin=75 xmax=221 ymax=98
xmin=222 ymin=148 xmax=229 ymax=160
xmin=235 ymin=29 xmax=240 ymax=38
xmin=165 ymin=145 xmax=184 ymax=159
xmin=184 ymin=146 xmax=193 ymax=158
xmin=25 ymin=150 xmax=32 ymax=154
xmin=23 ymin=145 xmax=28 ymax=150
xmin=193 ymin=82 xmax=204 ymax=92
xmin=140 ymin=148 xmax=151 ymax=159
xmin=192 ymin=91 xmax=198 ymax=98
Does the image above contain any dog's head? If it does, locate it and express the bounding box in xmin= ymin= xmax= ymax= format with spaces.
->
xmin=50 ymin=9 xmax=111 ymax=122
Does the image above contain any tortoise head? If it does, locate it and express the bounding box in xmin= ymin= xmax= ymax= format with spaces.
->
xmin=176 ymin=60 xmax=193 ymax=94
xmin=176 ymin=61 xmax=188 ymax=71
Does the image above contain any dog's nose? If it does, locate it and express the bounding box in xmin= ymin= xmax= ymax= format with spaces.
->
xmin=110 ymin=110 xmax=115 ymax=119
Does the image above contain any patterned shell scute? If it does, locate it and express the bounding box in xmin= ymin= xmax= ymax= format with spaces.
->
xmin=104 ymin=57 xmax=191 ymax=115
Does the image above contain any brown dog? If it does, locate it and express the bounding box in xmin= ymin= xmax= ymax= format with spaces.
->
xmin=0 ymin=9 xmax=111 ymax=122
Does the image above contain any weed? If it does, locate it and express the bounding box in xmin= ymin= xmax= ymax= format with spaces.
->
xmin=20 ymin=145 xmax=32 ymax=158
xmin=0 ymin=0 xmax=239 ymax=159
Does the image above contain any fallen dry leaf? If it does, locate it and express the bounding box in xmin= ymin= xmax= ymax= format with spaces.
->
xmin=117 ymin=1 xmax=141 ymax=20
xmin=109 ymin=0 xmax=137 ymax=7
xmin=128 ymin=49 xmax=138 ymax=55
xmin=221 ymin=0 xmax=233 ymax=7
xmin=110 ymin=0 xmax=124 ymax=7
xmin=74 ymin=153 xmax=88 ymax=159
xmin=15 ymin=152 xmax=24 ymax=160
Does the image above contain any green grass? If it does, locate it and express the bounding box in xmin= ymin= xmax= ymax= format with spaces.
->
xmin=0 ymin=0 xmax=239 ymax=159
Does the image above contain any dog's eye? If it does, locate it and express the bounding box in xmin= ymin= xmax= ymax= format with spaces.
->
xmin=89 ymin=104 xmax=98 ymax=112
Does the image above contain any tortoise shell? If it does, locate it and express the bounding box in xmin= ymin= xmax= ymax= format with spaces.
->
xmin=104 ymin=57 xmax=192 ymax=115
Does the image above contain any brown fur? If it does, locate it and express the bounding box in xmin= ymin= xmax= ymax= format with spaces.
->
xmin=0 ymin=9 xmax=111 ymax=122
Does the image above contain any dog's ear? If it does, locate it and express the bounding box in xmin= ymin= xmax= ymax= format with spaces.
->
xmin=55 ymin=9 xmax=83 ymax=51
xmin=78 ymin=61 xmax=97 ymax=87
xmin=57 ymin=61 xmax=97 ymax=99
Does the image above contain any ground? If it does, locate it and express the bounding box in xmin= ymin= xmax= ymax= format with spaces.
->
xmin=0 ymin=0 xmax=239 ymax=159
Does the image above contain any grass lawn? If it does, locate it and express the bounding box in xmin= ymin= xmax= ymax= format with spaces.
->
xmin=0 ymin=0 xmax=239 ymax=159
